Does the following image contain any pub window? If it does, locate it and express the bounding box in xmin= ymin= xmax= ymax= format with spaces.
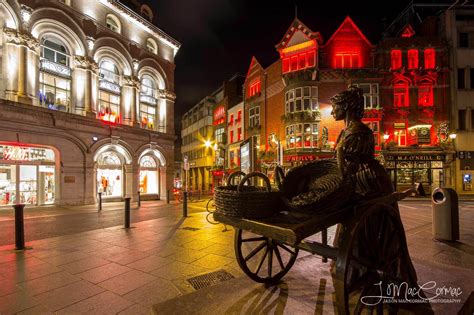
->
xmin=391 ymin=50 xmax=402 ymax=70
xmin=249 ymin=107 xmax=260 ymax=127
xmin=418 ymin=84 xmax=433 ymax=107
xmin=335 ymin=53 xmax=359 ymax=68
xmin=393 ymin=83 xmax=409 ymax=107
xmin=407 ymin=49 xmax=418 ymax=69
xmin=354 ymin=83 xmax=379 ymax=109
xmin=424 ymin=48 xmax=436 ymax=69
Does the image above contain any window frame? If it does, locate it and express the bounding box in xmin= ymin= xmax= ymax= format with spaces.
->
xmin=106 ymin=14 xmax=121 ymax=34
xmin=391 ymin=50 xmax=402 ymax=70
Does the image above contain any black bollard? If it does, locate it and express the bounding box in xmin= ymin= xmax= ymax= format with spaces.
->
xmin=166 ymin=189 xmax=170 ymax=204
xmin=183 ymin=191 xmax=188 ymax=217
xmin=13 ymin=204 xmax=25 ymax=250
xmin=124 ymin=197 xmax=131 ymax=228
xmin=137 ymin=190 xmax=141 ymax=207
xmin=98 ymin=192 xmax=102 ymax=212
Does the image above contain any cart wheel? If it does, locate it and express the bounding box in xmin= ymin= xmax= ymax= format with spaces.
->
xmin=335 ymin=204 xmax=415 ymax=315
xmin=206 ymin=198 xmax=216 ymax=213
xmin=234 ymin=228 xmax=298 ymax=284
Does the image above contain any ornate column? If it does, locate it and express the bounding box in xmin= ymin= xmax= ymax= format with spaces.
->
xmin=158 ymin=89 xmax=176 ymax=133
xmin=122 ymin=75 xmax=140 ymax=126
xmin=3 ymin=28 xmax=39 ymax=105
xmin=73 ymin=56 xmax=98 ymax=117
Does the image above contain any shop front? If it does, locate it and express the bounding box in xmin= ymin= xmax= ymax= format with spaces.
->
xmin=139 ymin=155 xmax=159 ymax=197
xmin=384 ymin=152 xmax=445 ymax=193
xmin=96 ymin=151 xmax=124 ymax=198
xmin=0 ymin=144 xmax=56 ymax=206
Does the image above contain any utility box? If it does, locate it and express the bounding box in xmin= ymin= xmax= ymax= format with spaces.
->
xmin=431 ymin=188 xmax=460 ymax=241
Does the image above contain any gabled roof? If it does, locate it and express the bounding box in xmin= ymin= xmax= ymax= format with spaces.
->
xmin=245 ymin=56 xmax=263 ymax=80
xmin=323 ymin=16 xmax=373 ymax=48
xmin=275 ymin=18 xmax=323 ymax=51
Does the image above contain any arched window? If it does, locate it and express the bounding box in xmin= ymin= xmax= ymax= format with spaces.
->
xmin=96 ymin=151 xmax=124 ymax=197
xmin=106 ymin=14 xmax=121 ymax=33
xmin=98 ymin=60 xmax=121 ymax=123
xmin=146 ymin=38 xmax=158 ymax=54
xmin=39 ymin=38 xmax=72 ymax=112
xmin=140 ymin=74 xmax=158 ymax=130
xmin=139 ymin=155 xmax=159 ymax=194
xmin=140 ymin=5 xmax=154 ymax=22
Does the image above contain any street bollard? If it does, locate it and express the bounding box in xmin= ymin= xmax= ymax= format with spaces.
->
xmin=137 ymin=190 xmax=141 ymax=207
xmin=98 ymin=192 xmax=102 ymax=212
xmin=124 ymin=197 xmax=131 ymax=228
xmin=166 ymin=189 xmax=170 ymax=204
xmin=183 ymin=192 xmax=188 ymax=217
xmin=13 ymin=204 xmax=25 ymax=250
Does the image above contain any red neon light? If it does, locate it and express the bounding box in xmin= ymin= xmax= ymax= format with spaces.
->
xmin=424 ymin=48 xmax=436 ymax=69
xmin=401 ymin=25 xmax=415 ymax=38
xmin=408 ymin=49 xmax=419 ymax=69
xmin=334 ymin=52 xmax=360 ymax=68
xmin=282 ymin=50 xmax=316 ymax=74
xmin=213 ymin=106 xmax=225 ymax=125
xmin=248 ymin=80 xmax=261 ymax=97
xmin=285 ymin=155 xmax=316 ymax=162
xmin=391 ymin=50 xmax=402 ymax=70
xmin=3 ymin=147 xmax=27 ymax=160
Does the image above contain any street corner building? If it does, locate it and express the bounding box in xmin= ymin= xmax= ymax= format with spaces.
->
xmin=0 ymin=0 xmax=181 ymax=206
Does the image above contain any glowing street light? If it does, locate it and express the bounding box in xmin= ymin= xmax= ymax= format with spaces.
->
xmin=204 ymin=140 xmax=212 ymax=148
xmin=449 ymin=133 xmax=457 ymax=140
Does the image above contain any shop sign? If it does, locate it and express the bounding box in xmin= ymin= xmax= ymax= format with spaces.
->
xmin=0 ymin=145 xmax=54 ymax=162
xmin=458 ymin=151 xmax=474 ymax=160
xmin=385 ymin=154 xmax=444 ymax=161
xmin=285 ymin=155 xmax=316 ymax=162
xmin=213 ymin=105 xmax=225 ymax=125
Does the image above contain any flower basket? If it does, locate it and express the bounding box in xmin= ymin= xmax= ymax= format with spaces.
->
xmin=214 ymin=172 xmax=282 ymax=219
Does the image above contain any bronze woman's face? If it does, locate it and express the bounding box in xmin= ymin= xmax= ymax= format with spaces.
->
xmin=331 ymin=103 xmax=345 ymax=121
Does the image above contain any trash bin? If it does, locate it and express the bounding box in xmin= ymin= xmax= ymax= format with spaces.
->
xmin=431 ymin=187 xmax=459 ymax=241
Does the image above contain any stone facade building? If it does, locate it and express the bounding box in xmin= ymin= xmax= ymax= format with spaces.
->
xmin=0 ymin=0 xmax=180 ymax=206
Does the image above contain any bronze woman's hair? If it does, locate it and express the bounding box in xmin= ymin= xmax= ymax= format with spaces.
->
xmin=330 ymin=85 xmax=365 ymax=119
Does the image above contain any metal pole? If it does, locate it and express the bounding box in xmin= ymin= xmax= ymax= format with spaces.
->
xmin=137 ymin=190 xmax=141 ymax=207
xmin=321 ymin=228 xmax=328 ymax=263
xmin=166 ymin=189 xmax=170 ymax=204
xmin=98 ymin=192 xmax=102 ymax=212
xmin=183 ymin=191 xmax=188 ymax=217
xmin=13 ymin=204 xmax=25 ymax=250
xmin=124 ymin=197 xmax=131 ymax=228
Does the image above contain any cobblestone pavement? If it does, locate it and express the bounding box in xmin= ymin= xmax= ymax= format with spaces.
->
xmin=0 ymin=199 xmax=472 ymax=314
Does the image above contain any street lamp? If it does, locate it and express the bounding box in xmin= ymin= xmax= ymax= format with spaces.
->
xmin=449 ymin=133 xmax=457 ymax=140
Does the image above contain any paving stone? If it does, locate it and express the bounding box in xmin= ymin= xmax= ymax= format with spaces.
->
xmin=34 ymin=280 xmax=104 ymax=312
xmin=56 ymin=290 xmax=134 ymax=314
xmin=76 ymin=262 xmax=132 ymax=284
xmin=192 ymin=253 xmax=235 ymax=270
xmin=123 ymin=278 xmax=181 ymax=307
xmin=58 ymin=257 xmax=110 ymax=274
xmin=16 ymin=304 xmax=52 ymax=315
xmin=126 ymin=255 xmax=173 ymax=272
xmin=151 ymin=261 xmax=210 ymax=280
xmin=105 ymin=250 xmax=151 ymax=265
xmin=17 ymin=271 xmax=80 ymax=296
xmin=40 ymin=251 xmax=90 ymax=267
xmin=165 ymin=248 xmax=209 ymax=264
xmin=117 ymin=303 xmax=150 ymax=315
xmin=0 ymin=291 xmax=40 ymax=314
xmin=98 ymin=269 xmax=157 ymax=296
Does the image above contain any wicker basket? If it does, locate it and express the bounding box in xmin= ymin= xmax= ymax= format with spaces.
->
xmin=214 ymin=172 xmax=281 ymax=219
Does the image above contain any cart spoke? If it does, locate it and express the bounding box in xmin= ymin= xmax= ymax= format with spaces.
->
xmin=255 ymin=246 xmax=269 ymax=274
xmin=242 ymin=236 xmax=267 ymax=243
xmin=244 ymin=241 xmax=267 ymax=262
xmin=273 ymin=242 xmax=285 ymax=270
xmin=268 ymin=245 xmax=273 ymax=278
xmin=277 ymin=243 xmax=296 ymax=256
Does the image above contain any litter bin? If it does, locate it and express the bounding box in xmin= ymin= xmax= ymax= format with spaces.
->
xmin=431 ymin=187 xmax=459 ymax=241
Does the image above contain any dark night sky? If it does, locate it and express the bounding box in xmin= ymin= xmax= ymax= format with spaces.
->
xmin=144 ymin=0 xmax=416 ymax=132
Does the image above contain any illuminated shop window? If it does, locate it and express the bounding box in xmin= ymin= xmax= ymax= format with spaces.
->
xmin=248 ymin=80 xmax=261 ymax=97
xmin=354 ymin=83 xmax=379 ymax=109
xmin=146 ymin=38 xmax=158 ymax=54
xmin=393 ymin=83 xmax=409 ymax=107
xmin=286 ymin=123 xmax=318 ymax=149
xmin=249 ymin=107 xmax=260 ymax=127
xmin=106 ymin=14 xmax=121 ymax=34
xmin=408 ymin=49 xmax=418 ymax=69
xmin=394 ymin=129 xmax=407 ymax=146
xmin=424 ymin=48 xmax=436 ymax=69
xmin=364 ymin=121 xmax=380 ymax=146
xmin=334 ymin=53 xmax=359 ymax=68
xmin=391 ymin=50 xmax=402 ymax=70
xmin=418 ymin=84 xmax=433 ymax=106
xmin=97 ymin=151 xmax=123 ymax=197
xmin=39 ymin=39 xmax=71 ymax=112
xmin=139 ymin=155 xmax=158 ymax=195
xmin=140 ymin=75 xmax=158 ymax=130
xmin=285 ymin=86 xmax=318 ymax=113
xmin=98 ymin=61 xmax=121 ymax=123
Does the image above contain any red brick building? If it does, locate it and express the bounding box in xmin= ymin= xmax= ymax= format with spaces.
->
xmin=242 ymin=15 xmax=452 ymax=191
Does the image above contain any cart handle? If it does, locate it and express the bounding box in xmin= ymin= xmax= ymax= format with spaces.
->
xmin=275 ymin=166 xmax=285 ymax=191
xmin=237 ymin=172 xmax=272 ymax=193
xmin=225 ymin=171 xmax=246 ymax=186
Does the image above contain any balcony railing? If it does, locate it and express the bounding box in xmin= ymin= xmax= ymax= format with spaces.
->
xmin=40 ymin=59 xmax=71 ymax=78
xmin=99 ymin=80 xmax=121 ymax=94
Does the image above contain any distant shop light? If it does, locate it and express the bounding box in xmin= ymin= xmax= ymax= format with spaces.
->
xmin=92 ymin=136 xmax=99 ymax=142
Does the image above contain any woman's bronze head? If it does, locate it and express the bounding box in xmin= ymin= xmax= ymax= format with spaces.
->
xmin=330 ymin=85 xmax=365 ymax=121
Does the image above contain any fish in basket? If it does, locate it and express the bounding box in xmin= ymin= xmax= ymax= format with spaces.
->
xmin=214 ymin=172 xmax=282 ymax=219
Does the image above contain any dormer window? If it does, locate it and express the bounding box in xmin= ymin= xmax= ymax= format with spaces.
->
xmin=106 ymin=14 xmax=121 ymax=34
xmin=146 ymin=38 xmax=158 ymax=54
xmin=248 ymin=80 xmax=261 ymax=98
xmin=334 ymin=52 xmax=359 ymax=68
xmin=408 ymin=49 xmax=418 ymax=69
xmin=140 ymin=5 xmax=154 ymax=22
